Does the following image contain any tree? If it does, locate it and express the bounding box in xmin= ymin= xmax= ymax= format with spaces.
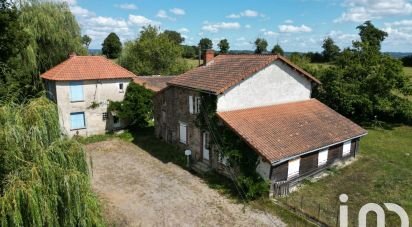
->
xmin=102 ymin=32 xmax=122 ymax=59
xmin=322 ymin=37 xmax=340 ymax=62
xmin=401 ymin=55 xmax=412 ymax=67
xmin=0 ymin=0 xmax=30 ymax=99
xmin=109 ymin=83 xmax=154 ymax=128
xmin=1 ymin=0 xmax=85 ymax=101
xmin=118 ymin=26 xmax=189 ymax=75
xmin=0 ymin=97 xmax=104 ymax=226
xmin=182 ymin=45 xmax=197 ymax=59
xmin=82 ymin=35 xmax=92 ymax=49
xmin=218 ymin=39 xmax=230 ymax=54
xmin=163 ymin=30 xmax=184 ymax=44
xmin=199 ymin=38 xmax=213 ymax=51
xmin=271 ymin=44 xmax=284 ymax=55
xmin=355 ymin=21 xmax=388 ymax=51
xmin=254 ymin=38 xmax=268 ymax=54
xmin=314 ymin=21 xmax=412 ymax=123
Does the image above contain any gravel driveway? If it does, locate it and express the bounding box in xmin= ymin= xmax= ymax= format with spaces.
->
xmin=86 ymin=139 xmax=284 ymax=227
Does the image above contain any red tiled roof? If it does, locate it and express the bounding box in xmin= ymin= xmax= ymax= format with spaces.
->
xmin=168 ymin=54 xmax=320 ymax=94
xmin=40 ymin=56 xmax=137 ymax=81
xmin=217 ymin=99 xmax=367 ymax=163
xmin=133 ymin=76 xmax=177 ymax=92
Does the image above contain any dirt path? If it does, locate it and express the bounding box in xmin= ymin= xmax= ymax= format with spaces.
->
xmin=86 ymin=139 xmax=285 ymax=227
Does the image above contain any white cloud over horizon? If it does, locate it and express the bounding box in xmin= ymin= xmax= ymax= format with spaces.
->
xmin=202 ymin=22 xmax=241 ymax=33
xmin=279 ymin=24 xmax=312 ymax=33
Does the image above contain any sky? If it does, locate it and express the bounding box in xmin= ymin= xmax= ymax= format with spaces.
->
xmin=65 ymin=0 xmax=412 ymax=52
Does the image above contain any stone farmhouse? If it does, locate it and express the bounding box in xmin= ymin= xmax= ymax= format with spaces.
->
xmin=41 ymin=54 xmax=136 ymax=137
xmin=153 ymin=50 xmax=367 ymax=195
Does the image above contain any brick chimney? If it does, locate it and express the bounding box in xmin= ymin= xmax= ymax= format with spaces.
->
xmin=203 ymin=49 xmax=215 ymax=65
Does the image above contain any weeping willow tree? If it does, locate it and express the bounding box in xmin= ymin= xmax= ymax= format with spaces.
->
xmin=0 ymin=97 xmax=104 ymax=226
xmin=0 ymin=0 xmax=87 ymax=101
xmin=18 ymin=0 xmax=87 ymax=75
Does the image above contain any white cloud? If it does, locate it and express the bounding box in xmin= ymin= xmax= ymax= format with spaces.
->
xmin=335 ymin=0 xmax=412 ymax=23
xmin=169 ymin=8 xmax=185 ymax=15
xmin=128 ymin=15 xmax=159 ymax=26
xmin=178 ymin=27 xmax=190 ymax=33
xmin=264 ymin=30 xmax=278 ymax=36
xmin=382 ymin=20 xmax=412 ymax=49
xmin=245 ymin=24 xmax=251 ymax=29
xmin=226 ymin=9 xmax=261 ymax=18
xmin=202 ymin=22 xmax=241 ymax=33
xmin=115 ymin=3 xmax=137 ymax=10
xmin=70 ymin=5 xmax=94 ymax=17
xmin=284 ymin=19 xmax=294 ymax=24
xmin=156 ymin=10 xmax=168 ymax=18
xmin=278 ymin=24 xmax=312 ymax=33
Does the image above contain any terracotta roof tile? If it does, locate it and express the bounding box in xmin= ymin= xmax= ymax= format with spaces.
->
xmin=40 ymin=56 xmax=137 ymax=81
xmin=133 ymin=76 xmax=177 ymax=92
xmin=217 ymin=99 xmax=367 ymax=163
xmin=168 ymin=54 xmax=320 ymax=94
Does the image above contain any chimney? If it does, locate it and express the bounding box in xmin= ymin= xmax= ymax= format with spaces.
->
xmin=203 ymin=49 xmax=215 ymax=65
xmin=69 ymin=52 xmax=77 ymax=58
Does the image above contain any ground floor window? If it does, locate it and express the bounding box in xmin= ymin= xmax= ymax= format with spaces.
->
xmin=318 ymin=149 xmax=328 ymax=166
xmin=102 ymin=112 xmax=108 ymax=121
xmin=70 ymin=112 xmax=86 ymax=130
xmin=342 ymin=141 xmax=351 ymax=156
xmin=179 ymin=122 xmax=187 ymax=144
xmin=287 ymin=158 xmax=300 ymax=179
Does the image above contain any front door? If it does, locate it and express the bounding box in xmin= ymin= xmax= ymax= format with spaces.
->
xmin=202 ymin=132 xmax=210 ymax=161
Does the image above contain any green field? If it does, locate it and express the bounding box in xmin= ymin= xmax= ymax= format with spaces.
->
xmin=279 ymin=125 xmax=412 ymax=226
xmin=185 ymin=58 xmax=201 ymax=69
xmin=405 ymin=67 xmax=412 ymax=78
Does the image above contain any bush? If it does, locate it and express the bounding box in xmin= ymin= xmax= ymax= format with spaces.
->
xmin=109 ymin=83 xmax=154 ymax=128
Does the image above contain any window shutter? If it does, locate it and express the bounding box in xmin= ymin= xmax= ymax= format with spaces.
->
xmin=342 ymin=141 xmax=351 ymax=156
xmin=179 ymin=122 xmax=187 ymax=144
xmin=70 ymin=81 xmax=84 ymax=102
xmin=189 ymin=96 xmax=194 ymax=114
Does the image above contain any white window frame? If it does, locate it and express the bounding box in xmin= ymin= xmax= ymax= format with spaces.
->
xmin=179 ymin=122 xmax=187 ymax=144
xmin=287 ymin=158 xmax=300 ymax=179
xmin=342 ymin=141 xmax=351 ymax=157
xmin=318 ymin=149 xmax=328 ymax=167
xmin=189 ymin=96 xmax=201 ymax=114
xmin=189 ymin=96 xmax=194 ymax=114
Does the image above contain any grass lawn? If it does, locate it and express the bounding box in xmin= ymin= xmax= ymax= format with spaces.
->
xmin=185 ymin=58 xmax=201 ymax=69
xmin=404 ymin=67 xmax=412 ymax=78
xmin=279 ymin=125 xmax=412 ymax=226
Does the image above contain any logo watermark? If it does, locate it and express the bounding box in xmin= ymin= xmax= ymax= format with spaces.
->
xmin=339 ymin=194 xmax=409 ymax=227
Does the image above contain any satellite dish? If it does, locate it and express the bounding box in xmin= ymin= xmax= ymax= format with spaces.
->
xmin=185 ymin=149 xmax=192 ymax=156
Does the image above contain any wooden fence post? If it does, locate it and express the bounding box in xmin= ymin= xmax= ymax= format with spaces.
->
xmin=300 ymin=196 xmax=303 ymax=211
xmin=318 ymin=203 xmax=321 ymax=220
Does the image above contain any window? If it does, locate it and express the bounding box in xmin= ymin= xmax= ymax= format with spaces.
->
xmin=342 ymin=141 xmax=351 ymax=156
xmin=194 ymin=96 xmax=201 ymax=114
xmin=179 ymin=122 xmax=187 ymax=144
xmin=287 ymin=158 xmax=300 ymax=179
xmin=113 ymin=116 xmax=120 ymax=127
xmin=102 ymin=112 xmax=108 ymax=121
xmin=318 ymin=149 xmax=328 ymax=167
xmin=161 ymin=111 xmax=166 ymax=123
xmin=188 ymin=96 xmax=201 ymax=114
xmin=204 ymin=132 xmax=210 ymax=149
xmin=70 ymin=112 xmax=86 ymax=130
xmin=119 ymin=83 xmax=124 ymax=93
xmin=218 ymin=153 xmax=229 ymax=166
xmin=69 ymin=81 xmax=84 ymax=102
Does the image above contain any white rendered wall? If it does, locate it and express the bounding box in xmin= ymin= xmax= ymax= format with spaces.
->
xmin=54 ymin=78 xmax=130 ymax=136
xmin=216 ymin=61 xmax=312 ymax=112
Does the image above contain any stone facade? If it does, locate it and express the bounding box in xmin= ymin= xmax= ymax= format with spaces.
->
xmin=154 ymin=86 xmax=230 ymax=174
xmin=45 ymin=78 xmax=131 ymax=137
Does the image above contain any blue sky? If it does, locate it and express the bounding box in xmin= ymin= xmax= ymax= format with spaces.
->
xmin=67 ymin=0 xmax=412 ymax=52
